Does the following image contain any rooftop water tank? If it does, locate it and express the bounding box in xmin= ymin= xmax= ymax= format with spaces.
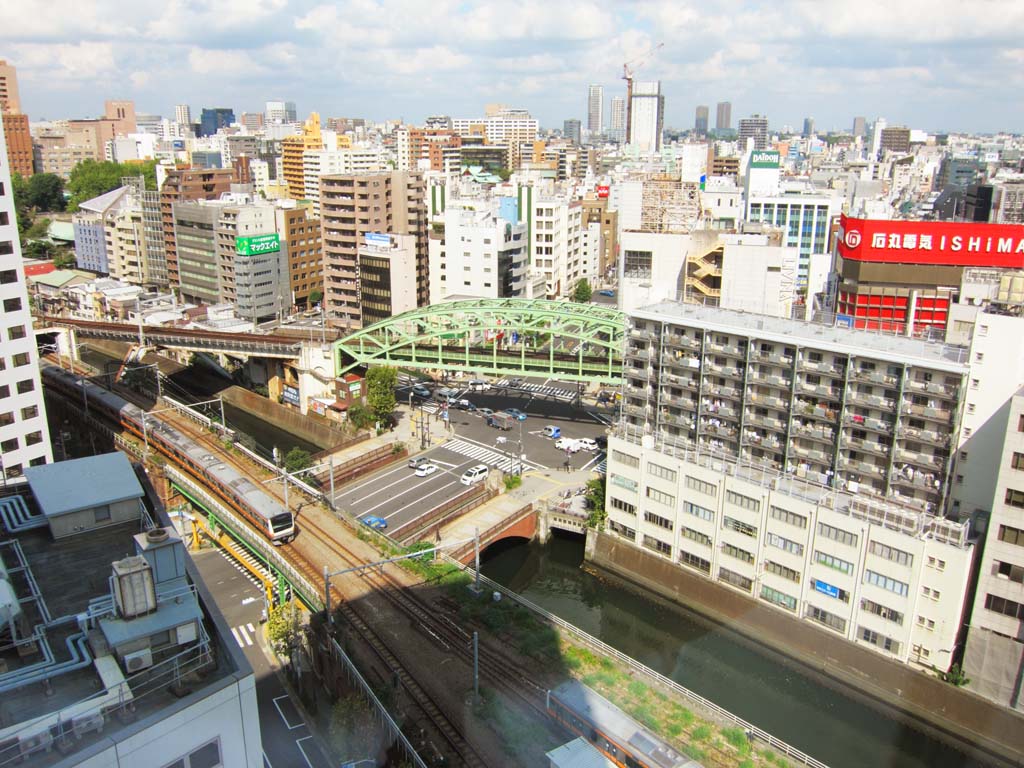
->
xmin=111 ymin=556 xmax=157 ymax=619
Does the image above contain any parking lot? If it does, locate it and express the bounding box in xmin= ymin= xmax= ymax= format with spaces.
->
xmin=334 ymin=376 xmax=613 ymax=532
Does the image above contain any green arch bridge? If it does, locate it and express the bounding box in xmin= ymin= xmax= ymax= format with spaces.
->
xmin=334 ymin=298 xmax=626 ymax=384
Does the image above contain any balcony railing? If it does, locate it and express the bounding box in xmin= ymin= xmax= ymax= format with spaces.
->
xmin=905 ymin=378 xmax=958 ymax=398
xmin=852 ymin=368 xmax=899 ymax=386
xmin=896 ymin=426 xmax=950 ymax=447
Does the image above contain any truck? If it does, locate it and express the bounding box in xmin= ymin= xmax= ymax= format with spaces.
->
xmin=486 ymin=412 xmax=515 ymax=431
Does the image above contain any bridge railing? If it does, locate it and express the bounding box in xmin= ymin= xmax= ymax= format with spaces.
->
xmin=449 ymin=503 xmax=533 ymax=561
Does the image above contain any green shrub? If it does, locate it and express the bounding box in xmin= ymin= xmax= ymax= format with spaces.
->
xmin=627 ymin=680 xmax=647 ymax=698
xmin=721 ymin=726 xmax=752 ymax=755
xmin=692 ymin=725 xmax=712 ymax=742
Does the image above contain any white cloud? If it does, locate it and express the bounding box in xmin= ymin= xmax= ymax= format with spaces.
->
xmin=187 ymin=48 xmax=264 ymax=77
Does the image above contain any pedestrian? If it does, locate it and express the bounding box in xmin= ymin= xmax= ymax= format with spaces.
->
xmin=564 ymin=458 xmax=571 ymax=473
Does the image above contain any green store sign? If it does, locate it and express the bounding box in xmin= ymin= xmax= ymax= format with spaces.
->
xmin=236 ymin=234 xmax=280 ymax=255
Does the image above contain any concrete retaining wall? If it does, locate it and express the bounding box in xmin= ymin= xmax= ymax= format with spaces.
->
xmin=220 ymin=386 xmax=349 ymax=451
xmin=587 ymin=530 xmax=1024 ymax=767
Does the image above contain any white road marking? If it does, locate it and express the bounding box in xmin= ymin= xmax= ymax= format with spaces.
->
xmin=231 ymin=627 xmax=244 ymax=646
xmin=581 ymin=452 xmax=602 ymax=470
xmin=336 ymin=462 xmax=413 ymax=497
xmin=238 ymin=625 xmax=253 ymax=646
xmin=348 ymin=471 xmax=425 ymax=505
xmin=242 ymin=597 xmax=257 ymax=605
xmin=429 ymin=458 xmax=458 ymax=467
xmin=294 ymin=737 xmax=315 ymax=768
xmin=379 ymin=479 xmax=462 ymax=519
xmin=247 ymin=622 xmax=256 ymax=634
xmin=273 ymin=695 xmax=305 ymax=730
xmin=263 ymin=751 xmax=274 ymax=768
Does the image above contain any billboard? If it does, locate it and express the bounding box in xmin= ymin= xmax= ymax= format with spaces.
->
xmin=596 ymin=185 xmax=610 ymax=199
xmin=364 ymin=232 xmax=391 ymax=247
xmin=282 ymin=385 xmax=300 ymax=406
xmin=837 ymin=215 xmax=1024 ymax=267
xmin=749 ymin=150 xmax=780 ymax=169
xmin=813 ymin=580 xmax=840 ymax=599
xmin=236 ymin=233 xmax=280 ymax=256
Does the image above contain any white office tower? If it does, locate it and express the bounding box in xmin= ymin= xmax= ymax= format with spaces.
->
xmin=871 ymin=118 xmax=887 ymax=162
xmin=174 ymin=104 xmax=191 ymax=126
xmin=0 ymin=116 xmax=53 ymax=479
xmin=587 ymin=84 xmax=604 ymax=136
xmin=265 ymin=100 xmax=297 ymax=124
xmin=609 ymin=96 xmax=626 ymax=143
xmin=629 ymin=81 xmax=664 ymax=153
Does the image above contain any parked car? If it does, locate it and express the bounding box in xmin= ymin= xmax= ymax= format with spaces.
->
xmin=460 ymin=464 xmax=490 ymax=485
xmin=468 ymin=379 xmax=491 ymax=391
xmin=408 ymin=455 xmax=431 ymax=469
xmin=542 ymin=425 xmax=562 ymax=439
xmin=597 ymin=289 xmax=615 ymax=297
xmin=503 ymin=408 xmax=528 ymax=421
xmin=555 ymin=437 xmax=582 ymax=453
xmin=454 ymin=398 xmax=475 ymax=411
xmin=362 ymin=515 xmax=388 ymax=530
xmin=479 ymin=407 xmax=494 ymax=418
xmin=576 ymin=438 xmax=599 ymax=452
xmin=507 ymin=377 xmax=524 ymax=388
xmin=595 ymin=435 xmax=608 ymax=450
xmin=411 ymin=384 xmax=431 ymax=398
xmin=415 ymin=463 xmax=439 ymax=477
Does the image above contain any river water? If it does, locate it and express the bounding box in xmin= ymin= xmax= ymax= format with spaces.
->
xmin=480 ymin=533 xmax=992 ymax=768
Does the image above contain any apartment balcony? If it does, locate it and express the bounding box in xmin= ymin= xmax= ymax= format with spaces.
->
xmin=623 ymin=403 xmax=647 ymax=418
xmin=742 ymin=430 xmax=784 ymax=452
xmin=792 ymin=423 xmax=836 ymax=444
xmin=890 ymin=468 xmax=942 ymax=492
xmin=749 ymin=371 xmax=793 ymax=389
xmin=896 ymin=425 xmax=950 ymax=447
xmin=845 ymin=436 xmax=891 ymax=457
xmin=660 ymin=411 xmax=696 ymax=430
xmin=626 ymin=345 xmax=652 ymax=361
xmin=904 ymin=378 xmax=959 ymax=400
xmin=701 ymin=402 xmax=739 ymax=420
xmin=703 ymin=382 xmax=743 ymax=399
xmin=796 ymin=381 xmax=842 ymax=401
xmin=794 ymin=399 xmax=839 ymax=423
xmin=706 ymin=361 xmax=745 ymax=379
xmin=852 ymin=367 xmax=900 ymax=387
xmin=798 ymin=358 xmax=847 ymax=377
xmin=625 ymin=365 xmax=651 ymax=379
xmin=623 ymin=383 xmax=652 ymax=399
xmin=748 ymin=391 xmax=791 ymax=412
xmin=751 ymin=349 xmax=794 ymax=367
xmin=837 ymin=455 xmax=887 ymax=477
xmin=894 ymin=448 xmax=948 ymax=471
xmin=846 ymin=389 xmax=896 ymax=410
xmin=845 ymin=412 xmax=895 ymax=434
xmin=745 ymin=411 xmax=787 ymax=431
xmin=706 ymin=340 xmax=747 ymax=358
xmin=664 ymin=371 xmax=700 ymax=390
xmin=700 ymin=420 xmax=738 ymax=439
xmin=662 ymin=352 xmax=701 ymax=371
xmin=629 ymin=328 xmax=658 ymax=343
xmin=903 ymin=402 xmax=954 ymax=424
xmin=664 ymin=333 xmax=702 ymax=350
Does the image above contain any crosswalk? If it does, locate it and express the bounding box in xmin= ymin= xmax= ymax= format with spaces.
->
xmin=444 ymin=437 xmax=546 ymax=472
xmin=495 ymin=379 xmax=578 ymax=402
xmin=231 ymin=622 xmax=258 ymax=648
xmin=592 ymin=456 xmax=608 ymax=475
xmin=216 ymin=547 xmax=271 ymax=589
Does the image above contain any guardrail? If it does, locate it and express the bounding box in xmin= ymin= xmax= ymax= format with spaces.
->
xmin=391 ymin=485 xmax=497 ymax=544
xmin=448 ymin=503 xmax=533 ymax=561
xmin=444 ymin=557 xmax=829 ymax=768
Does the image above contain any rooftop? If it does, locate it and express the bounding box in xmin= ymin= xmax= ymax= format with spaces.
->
xmin=633 ymin=300 xmax=968 ymax=370
xmin=24 ymin=452 xmax=143 ymax=518
xmin=546 ymin=737 xmax=618 ymax=768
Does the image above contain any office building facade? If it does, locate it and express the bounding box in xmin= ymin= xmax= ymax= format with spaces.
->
xmin=564 ymin=119 xmax=581 ymax=145
xmin=588 ymin=85 xmax=604 ymax=136
xmin=609 ymin=97 xmax=626 ymax=143
xmin=739 ymin=115 xmax=769 ymax=151
xmin=695 ymin=106 xmax=709 ymax=135
xmin=629 ymin=81 xmax=664 ymax=153
xmin=716 ymin=101 xmax=732 ymax=131
xmin=199 ymin=108 xmax=235 ymax=138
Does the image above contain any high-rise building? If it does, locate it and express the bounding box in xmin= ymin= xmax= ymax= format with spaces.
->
xmin=803 ymin=117 xmax=815 ymax=137
xmin=319 ymin=171 xmax=427 ymax=327
xmin=265 ymin=100 xmax=297 ymax=124
xmin=694 ymin=105 xmax=709 ymax=135
xmin=0 ymin=59 xmax=21 ymax=114
xmin=879 ymin=126 xmax=911 ymax=155
xmin=609 ymin=96 xmax=626 ymax=143
xmin=198 ymin=107 xmax=235 ymax=137
xmin=174 ymin=104 xmax=192 ymax=126
xmin=277 ymin=207 xmax=323 ymax=310
xmin=0 ymin=115 xmax=53 ymax=478
xmin=715 ymin=101 xmax=732 ymax=131
xmin=104 ymin=100 xmax=137 ymax=135
xmin=451 ymin=110 xmax=538 ymax=170
xmin=2 ymin=113 xmax=33 ymax=177
xmin=738 ymin=114 xmax=769 ymax=151
xmin=563 ymin=119 xmax=581 ymax=145
xmin=852 ymin=116 xmax=866 ymax=138
xmin=587 ymin=84 xmax=604 ymax=135
xmin=629 ymin=81 xmax=664 ymax=153
xmin=870 ymin=117 xmax=887 ymax=160
xmin=282 ymin=113 xmax=324 ymax=199
xmin=160 ymin=167 xmax=237 ymax=289
xmin=357 ymin=233 xmax=419 ymax=326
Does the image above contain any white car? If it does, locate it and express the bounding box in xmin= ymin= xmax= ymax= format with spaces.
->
xmin=555 ymin=437 xmax=582 ymax=454
xmin=468 ymin=379 xmax=492 ymax=391
xmin=576 ymin=438 xmax=599 ymax=452
xmin=415 ymin=463 xmax=439 ymax=477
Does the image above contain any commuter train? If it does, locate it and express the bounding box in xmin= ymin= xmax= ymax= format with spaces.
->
xmin=41 ymin=364 xmax=296 ymax=544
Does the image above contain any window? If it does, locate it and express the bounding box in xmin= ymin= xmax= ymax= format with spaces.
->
xmin=94 ymin=506 xmax=112 ymax=523
xmin=975 ymin=352 xmax=984 ymax=362
xmin=643 ymin=511 xmax=673 ymax=530
xmin=12 ymin=352 xmax=29 ymax=367
xmin=642 ymin=534 xmax=671 ymax=556
xmin=926 ymin=556 xmax=946 ymax=571
xmin=984 ymin=593 xmax=1024 ymax=620
xmin=2 ymin=297 xmax=21 ymax=312
xmin=645 ymin=487 xmax=675 ymax=507
xmin=761 ymin=585 xmax=797 ymax=611
xmin=806 ymin=605 xmax=846 ymax=633
xmin=869 ymin=541 xmax=913 ymax=567
xmin=683 ymin=501 xmax=714 ymax=522
xmin=860 ymin=627 xmax=901 ymax=654
xmin=1014 ymin=453 xmax=1024 ymax=471
xmin=998 ymin=524 xmax=1024 ymax=547
xmin=623 ymin=250 xmax=653 ymax=278
xmin=765 ymin=560 xmax=801 ymax=583
xmin=817 ymin=522 xmax=858 ymax=548
xmin=861 ymin=598 xmax=904 ymax=625
xmin=812 ymin=578 xmax=850 ymax=602
xmin=723 ymin=516 xmax=757 ymax=538
xmin=1019 ymin=414 xmax=1024 ymax=432
xmin=0 ymin=270 xmax=17 ymax=285
xmin=815 ymin=550 xmax=854 ymax=575
xmin=15 ymin=379 xmax=33 ymax=394
xmin=24 ymin=432 xmax=42 ymax=446
xmin=0 ymin=412 xmax=12 ymax=427
xmin=766 ymin=532 xmax=804 ymax=556
xmin=723 ymin=542 xmax=754 ymax=564
xmin=609 ymin=497 xmax=636 ymax=516
xmin=996 ymin=561 xmax=1024 ymax=583
xmin=719 ymin=567 xmax=753 ymax=591
xmin=770 ymin=506 xmax=807 ymax=528
xmin=686 ymin=475 xmax=717 ymax=497
xmin=864 ymin=570 xmax=909 ymax=597
xmin=0 ymin=438 xmax=17 ymax=452
xmin=609 ymin=520 xmax=636 ymax=540
xmin=726 ymin=490 xmax=760 ymax=513
xmin=1006 ymin=489 xmax=1024 ymax=509
xmin=611 ymin=450 xmax=640 ymax=469
xmin=681 ymin=527 xmax=712 ymax=546
xmin=20 ymin=405 xmax=38 ymax=420
xmin=680 ymin=550 xmax=711 ymax=574
xmin=648 ymin=462 xmax=677 ymax=482
xmin=610 ymin=474 xmax=638 ymax=492
xmin=7 ymin=325 xmax=26 ymax=341
xmin=921 ymin=586 xmax=941 ymax=601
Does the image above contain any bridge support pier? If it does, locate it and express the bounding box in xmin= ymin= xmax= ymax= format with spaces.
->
xmin=537 ymin=510 xmax=552 ymax=544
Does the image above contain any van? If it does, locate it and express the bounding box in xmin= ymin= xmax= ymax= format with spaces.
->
xmin=542 ymin=425 xmax=561 ymax=439
xmin=408 ymin=455 xmax=430 ymax=469
xmin=460 ymin=464 xmax=490 ymax=485
xmin=487 ymin=413 xmax=514 ymax=430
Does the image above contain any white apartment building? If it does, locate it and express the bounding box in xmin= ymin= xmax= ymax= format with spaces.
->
xmin=587 ymin=84 xmax=604 ymax=136
xmin=609 ymin=301 xmax=976 ymax=671
xmin=629 ymin=81 xmax=664 ymax=154
xmin=428 ymin=203 xmax=527 ymax=303
xmin=519 ymin=190 xmax=583 ymax=297
xmin=451 ymin=113 xmax=539 ymax=169
xmin=0 ymin=117 xmax=53 ymax=478
xmin=302 ymin=148 xmax=385 ymax=214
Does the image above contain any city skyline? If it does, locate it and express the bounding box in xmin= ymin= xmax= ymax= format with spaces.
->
xmin=2 ymin=0 xmax=1022 ymax=134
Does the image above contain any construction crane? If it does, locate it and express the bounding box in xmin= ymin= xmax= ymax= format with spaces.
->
xmin=622 ymin=42 xmax=664 ymax=144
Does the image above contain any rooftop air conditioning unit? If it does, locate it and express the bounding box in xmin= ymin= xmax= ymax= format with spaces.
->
xmin=123 ymin=647 xmax=153 ymax=674
xmin=111 ymin=557 xmax=156 ymax=619
xmin=71 ymin=713 xmax=104 ymax=739
xmin=19 ymin=729 xmax=53 ymax=756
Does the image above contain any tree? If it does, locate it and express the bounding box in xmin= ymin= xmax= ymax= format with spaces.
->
xmin=266 ymin=601 xmax=302 ymax=659
xmin=10 ymin=174 xmax=32 ymax=234
xmin=366 ymin=366 xmax=397 ymax=425
xmin=26 ymin=174 xmax=65 ymax=212
xmin=347 ymin=402 xmax=375 ymax=430
xmin=307 ymin=289 xmax=323 ymax=306
xmin=585 ymin=475 xmax=606 ymax=529
xmin=24 ymin=217 xmax=51 ymax=241
xmin=939 ymin=663 xmax=971 ymax=687
xmin=572 ymin=278 xmax=592 ymax=303
xmin=67 ymin=159 xmax=157 ymax=211
xmin=283 ymin=447 xmax=312 ymax=474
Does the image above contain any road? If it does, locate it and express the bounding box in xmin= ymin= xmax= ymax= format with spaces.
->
xmin=190 ymin=548 xmax=334 ymax=768
xmin=335 ymin=376 xmax=611 ymax=532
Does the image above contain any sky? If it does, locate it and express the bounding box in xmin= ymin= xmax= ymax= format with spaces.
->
xmin=3 ymin=0 xmax=1022 ymax=134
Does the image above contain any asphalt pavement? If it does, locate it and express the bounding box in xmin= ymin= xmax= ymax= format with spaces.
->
xmin=190 ymin=548 xmax=334 ymax=768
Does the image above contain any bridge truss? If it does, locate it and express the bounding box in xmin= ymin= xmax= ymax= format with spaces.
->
xmin=334 ymin=298 xmax=626 ymax=383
